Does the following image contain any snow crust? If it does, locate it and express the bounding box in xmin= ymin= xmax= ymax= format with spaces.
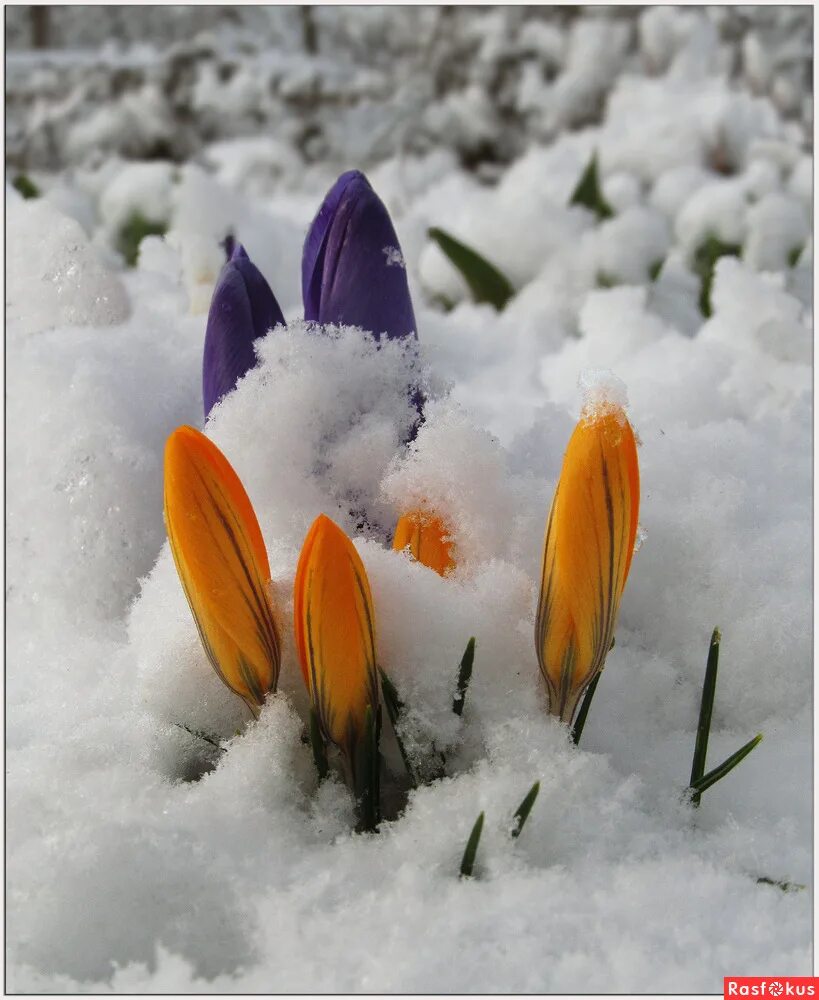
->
xmin=6 ymin=6 xmax=812 ymax=994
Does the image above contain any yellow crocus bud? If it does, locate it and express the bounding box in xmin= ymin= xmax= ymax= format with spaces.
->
xmin=392 ymin=510 xmax=455 ymax=577
xmin=293 ymin=514 xmax=379 ymax=757
xmin=535 ymin=402 xmax=640 ymax=723
xmin=164 ymin=426 xmax=281 ymax=715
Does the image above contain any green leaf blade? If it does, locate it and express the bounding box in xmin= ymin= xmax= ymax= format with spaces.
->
xmin=756 ymin=876 xmax=805 ymax=893
xmin=428 ymin=227 xmax=515 ymax=311
xmin=173 ymin=722 xmax=226 ymax=754
xmin=452 ymin=637 xmax=476 ymax=717
xmin=379 ymin=667 xmax=404 ymax=718
xmin=571 ymin=672 xmax=601 ymax=746
xmin=117 ymin=210 xmax=168 ymax=267
xmin=569 ymin=153 xmax=613 ymax=220
xmin=692 ymin=237 xmax=741 ymax=317
xmin=352 ymin=705 xmax=382 ymax=832
xmin=13 ymin=174 xmax=40 ymax=200
xmin=511 ymin=781 xmax=540 ymax=839
xmin=690 ymin=733 xmax=763 ymax=795
xmin=689 ymin=627 xmax=721 ymax=806
xmin=379 ymin=667 xmax=417 ymax=788
xmin=460 ymin=811 xmax=485 ymax=878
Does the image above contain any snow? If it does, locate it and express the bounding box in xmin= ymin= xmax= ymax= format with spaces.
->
xmin=744 ymin=192 xmax=811 ymax=272
xmin=578 ymin=369 xmax=630 ymax=417
xmin=7 ymin=197 xmax=130 ymax=335
xmin=98 ymin=160 xmax=175 ymax=234
xmin=675 ymin=179 xmax=749 ymax=256
xmin=6 ymin=6 xmax=812 ymax=994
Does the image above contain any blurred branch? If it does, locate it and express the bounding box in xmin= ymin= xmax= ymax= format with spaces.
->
xmin=31 ymin=6 xmax=51 ymax=49
xmin=300 ymin=6 xmax=317 ymax=55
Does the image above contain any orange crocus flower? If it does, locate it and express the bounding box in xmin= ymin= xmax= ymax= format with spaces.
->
xmin=293 ymin=514 xmax=379 ymax=757
xmin=392 ymin=510 xmax=455 ymax=577
xmin=164 ymin=425 xmax=281 ymax=715
xmin=535 ymin=402 xmax=640 ymax=723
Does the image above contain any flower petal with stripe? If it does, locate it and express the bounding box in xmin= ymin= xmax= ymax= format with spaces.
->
xmin=164 ymin=425 xmax=281 ymax=714
xmin=535 ymin=403 xmax=640 ymax=724
xmin=294 ymin=514 xmax=379 ymax=756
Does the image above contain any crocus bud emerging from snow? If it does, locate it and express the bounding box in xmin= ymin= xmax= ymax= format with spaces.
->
xmin=293 ymin=514 xmax=379 ymax=757
xmin=302 ymin=170 xmax=417 ymax=340
xmin=164 ymin=425 xmax=281 ymax=714
xmin=202 ymin=243 xmax=285 ymax=418
xmin=392 ymin=510 xmax=455 ymax=577
xmin=535 ymin=401 xmax=640 ymax=724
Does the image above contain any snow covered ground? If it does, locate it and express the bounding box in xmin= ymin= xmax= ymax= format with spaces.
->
xmin=6 ymin=6 xmax=813 ymax=994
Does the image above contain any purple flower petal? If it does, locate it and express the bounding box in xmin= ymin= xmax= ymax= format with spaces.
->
xmin=302 ymin=171 xmax=417 ymax=340
xmin=302 ymin=170 xmax=358 ymax=321
xmin=202 ymin=243 xmax=285 ymax=418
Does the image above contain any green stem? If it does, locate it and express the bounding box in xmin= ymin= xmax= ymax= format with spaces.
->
xmin=571 ymin=673 xmax=601 ymax=745
xmin=689 ymin=628 xmax=721 ymax=806
xmin=460 ymin=811 xmax=485 ymax=878
xmin=511 ymin=782 xmax=540 ymax=839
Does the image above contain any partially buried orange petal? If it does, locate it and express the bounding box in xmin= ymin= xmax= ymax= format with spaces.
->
xmin=293 ymin=514 xmax=379 ymax=755
xmin=164 ymin=425 xmax=281 ymax=715
xmin=535 ymin=403 xmax=640 ymax=724
xmin=392 ymin=510 xmax=455 ymax=577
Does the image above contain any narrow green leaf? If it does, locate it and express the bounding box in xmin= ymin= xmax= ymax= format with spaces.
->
xmin=428 ymin=227 xmax=515 ymax=311
xmin=380 ymin=667 xmax=404 ymax=716
xmin=692 ymin=236 xmax=741 ymax=317
xmin=690 ymin=733 xmax=762 ymax=795
xmin=173 ymin=722 xmax=225 ymax=753
xmin=379 ymin=667 xmax=417 ymax=788
xmin=571 ymin=672 xmax=601 ymax=746
xmin=569 ymin=153 xmax=613 ymax=220
xmin=756 ymin=876 xmax=805 ymax=893
xmin=452 ymin=637 xmax=476 ymax=717
xmin=648 ymin=258 xmax=664 ymax=282
xmin=787 ymin=246 xmax=803 ymax=268
xmin=511 ymin=781 xmax=540 ymax=839
xmin=117 ymin=210 xmax=168 ymax=267
xmin=689 ymin=627 xmax=721 ymax=807
xmin=431 ymin=293 xmax=457 ymax=313
xmin=309 ymin=707 xmax=328 ymax=782
xmin=12 ymin=174 xmax=40 ymax=199
xmin=460 ymin=811 xmax=485 ymax=878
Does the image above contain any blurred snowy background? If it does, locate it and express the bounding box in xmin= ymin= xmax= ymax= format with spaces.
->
xmin=6 ymin=5 xmax=813 ymax=994
xmin=6 ymin=6 xmax=813 ymax=174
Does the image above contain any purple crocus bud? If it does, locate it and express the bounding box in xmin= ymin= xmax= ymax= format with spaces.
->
xmin=202 ymin=243 xmax=285 ymax=418
xmin=302 ymin=170 xmax=417 ymax=340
